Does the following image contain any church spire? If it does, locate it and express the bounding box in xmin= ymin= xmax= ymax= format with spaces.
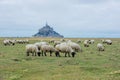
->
xmin=46 ymin=21 xmax=48 ymax=26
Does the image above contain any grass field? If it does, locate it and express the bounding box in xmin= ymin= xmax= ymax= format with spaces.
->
xmin=0 ymin=37 xmax=120 ymax=80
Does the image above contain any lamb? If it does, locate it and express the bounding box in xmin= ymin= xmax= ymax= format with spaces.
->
xmin=41 ymin=44 xmax=56 ymax=56
xmin=25 ymin=44 xmax=40 ymax=56
xmin=97 ymin=43 xmax=105 ymax=51
xmin=55 ymin=43 xmax=76 ymax=57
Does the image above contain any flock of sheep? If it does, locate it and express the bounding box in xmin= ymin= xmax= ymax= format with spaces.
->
xmin=25 ymin=38 xmax=112 ymax=58
xmin=3 ymin=38 xmax=112 ymax=58
xmin=3 ymin=39 xmax=29 ymax=46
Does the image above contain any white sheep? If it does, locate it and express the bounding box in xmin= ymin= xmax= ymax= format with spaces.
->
xmin=67 ymin=41 xmax=82 ymax=52
xmin=3 ymin=39 xmax=11 ymax=46
xmin=53 ymin=41 xmax=61 ymax=47
xmin=97 ymin=43 xmax=105 ymax=51
xmin=101 ymin=39 xmax=106 ymax=44
xmin=77 ymin=39 xmax=81 ymax=43
xmin=49 ymin=39 xmax=55 ymax=43
xmin=26 ymin=44 xmax=40 ymax=56
xmin=105 ymin=40 xmax=112 ymax=45
xmin=55 ymin=43 xmax=76 ymax=57
xmin=84 ymin=40 xmax=89 ymax=47
xmin=89 ymin=40 xmax=95 ymax=44
xmin=34 ymin=42 xmax=49 ymax=50
xmin=3 ymin=39 xmax=15 ymax=46
xmin=9 ymin=40 xmax=16 ymax=45
xmin=41 ymin=44 xmax=56 ymax=56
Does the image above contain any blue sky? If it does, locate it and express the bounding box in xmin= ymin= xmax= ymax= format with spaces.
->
xmin=0 ymin=0 xmax=120 ymax=38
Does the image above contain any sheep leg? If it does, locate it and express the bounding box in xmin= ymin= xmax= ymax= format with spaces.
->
xmin=68 ymin=53 xmax=71 ymax=57
xmin=37 ymin=52 xmax=41 ymax=56
xmin=32 ymin=53 xmax=34 ymax=56
xmin=71 ymin=52 xmax=76 ymax=57
xmin=26 ymin=52 xmax=29 ymax=56
xmin=65 ymin=53 xmax=67 ymax=57
xmin=35 ymin=52 xmax=37 ymax=56
xmin=55 ymin=51 xmax=60 ymax=57
xmin=50 ymin=51 xmax=52 ymax=56
xmin=44 ymin=52 xmax=47 ymax=56
xmin=41 ymin=51 xmax=44 ymax=56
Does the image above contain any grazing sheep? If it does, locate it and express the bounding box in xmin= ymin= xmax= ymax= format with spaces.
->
xmin=16 ymin=39 xmax=29 ymax=44
xmin=16 ymin=40 xmax=24 ymax=44
xmin=53 ymin=41 xmax=61 ymax=47
xmin=3 ymin=39 xmax=11 ymax=46
xmin=3 ymin=39 xmax=15 ymax=46
xmin=9 ymin=40 xmax=16 ymax=45
xmin=101 ymin=39 xmax=112 ymax=45
xmin=26 ymin=44 xmax=40 ymax=56
xmin=23 ymin=39 xmax=29 ymax=44
xmin=55 ymin=43 xmax=76 ymax=57
xmin=67 ymin=41 xmax=82 ymax=52
xmin=41 ymin=44 xmax=56 ymax=56
xmin=77 ymin=39 xmax=81 ymax=43
xmin=49 ymin=39 xmax=55 ymax=43
xmin=60 ymin=38 xmax=66 ymax=42
xmin=105 ymin=40 xmax=112 ymax=45
xmin=84 ymin=40 xmax=89 ymax=47
xmin=89 ymin=40 xmax=95 ymax=44
xmin=97 ymin=43 xmax=105 ymax=51
xmin=34 ymin=42 xmax=49 ymax=50
xmin=101 ymin=39 xmax=106 ymax=44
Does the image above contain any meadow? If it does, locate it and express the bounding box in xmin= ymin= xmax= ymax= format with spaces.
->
xmin=0 ymin=37 xmax=120 ymax=80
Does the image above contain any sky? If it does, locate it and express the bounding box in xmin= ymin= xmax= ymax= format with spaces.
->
xmin=0 ymin=0 xmax=120 ymax=38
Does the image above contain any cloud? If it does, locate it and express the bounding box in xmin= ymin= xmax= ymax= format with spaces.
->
xmin=0 ymin=0 xmax=120 ymax=37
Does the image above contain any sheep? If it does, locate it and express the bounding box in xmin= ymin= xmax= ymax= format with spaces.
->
xmin=25 ymin=44 xmax=40 ymax=56
xmin=67 ymin=41 xmax=82 ymax=52
xmin=9 ymin=40 xmax=16 ymax=45
xmin=49 ymin=39 xmax=55 ymax=43
xmin=53 ymin=41 xmax=61 ymax=47
xmin=60 ymin=38 xmax=66 ymax=42
xmin=84 ymin=40 xmax=89 ymax=47
xmin=41 ymin=44 xmax=56 ymax=56
xmin=23 ymin=39 xmax=29 ymax=44
xmin=97 ymin=43 xmax=105 ymax=51
xmin=3 ymin=39 xmax=15 ymax=46
xmin=77 ymin=39 xmax=81 ymax=43
xmin=16 ymin=39 xmax=29 ymax=44
xmin=89 ymin=40 xmax=95 ymax=44
xmin=101 ymin=39 xmax=105 ymax=44
xmin=101 ymin=39 xmax=112 ymax=45
xmin=55 ymin=43 xmax=76 ymax=57
xmin=105 ymin=40 xmax=112 ymax=45
xmin=16 ymin=40 xmax=24 ymax=44
xmin=3 ymin=39 xmax=11 ymax=46
xmin=34 ymin=42 xmax=49 ymax=50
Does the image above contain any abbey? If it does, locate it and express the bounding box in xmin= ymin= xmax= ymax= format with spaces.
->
xmin=33 ymin=23 xmax=64 ymax=38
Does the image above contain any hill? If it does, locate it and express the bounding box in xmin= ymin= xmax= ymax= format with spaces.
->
xmin=33 ymin=23 xmax=64 ymax=38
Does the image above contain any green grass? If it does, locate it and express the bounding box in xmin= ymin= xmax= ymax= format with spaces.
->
xmin=0 ymin=38 xmax=120 ymax=80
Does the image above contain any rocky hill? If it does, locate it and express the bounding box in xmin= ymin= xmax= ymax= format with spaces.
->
xmin=33 ymin=24 xmax=64 ymax=38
